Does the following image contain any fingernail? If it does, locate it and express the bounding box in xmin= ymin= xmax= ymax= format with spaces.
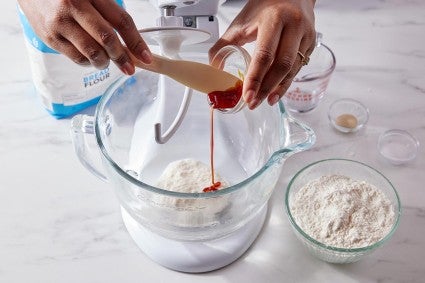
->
xmin=248 ymin=98 xmax=260 ymax=110
xmin=268 ymin=93 xmax=280 ymax=105
xmin=121 ymin=62 xmax=135 ymax=76
xmin=244 ymin=90 xmax=256 ymax=103
xmin=141 ymin=49 xmax=152 ymax=64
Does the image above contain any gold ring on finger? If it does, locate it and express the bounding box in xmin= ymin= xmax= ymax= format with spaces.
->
xmin=297 ymin=51 xmax=310 ymax=66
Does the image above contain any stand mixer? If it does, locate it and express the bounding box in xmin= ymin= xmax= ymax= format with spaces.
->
xmin=71 ymin=0 xmax=316 ymax=273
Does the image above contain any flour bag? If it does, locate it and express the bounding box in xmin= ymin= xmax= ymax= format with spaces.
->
xmin=18 ymin=1 xmax=125 ymax=118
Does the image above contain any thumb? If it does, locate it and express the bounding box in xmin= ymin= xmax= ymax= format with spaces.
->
xmin=209 ymin=27 xmax=246 ymax=64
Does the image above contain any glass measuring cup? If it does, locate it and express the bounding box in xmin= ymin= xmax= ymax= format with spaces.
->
xmin=282 ymin=41 xmax=336 ymax=113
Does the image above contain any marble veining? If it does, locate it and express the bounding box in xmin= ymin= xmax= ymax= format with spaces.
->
xmin=1 ymin=0 xmax=424 ymax=282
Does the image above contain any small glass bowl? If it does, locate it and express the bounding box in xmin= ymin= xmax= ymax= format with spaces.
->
xmin=285 ymin=159 xmax=401 ymax=264
xmin=209 ymin=45 xmax=251 ymax=114
xmin=328 ymin=98 xmax=369 ymax=133
xmin=378 ymin=129 xmax=419 ymax=165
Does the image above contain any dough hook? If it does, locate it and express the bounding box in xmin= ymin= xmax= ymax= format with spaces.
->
xmin=139 ymin=27 xmax=211 ymax=144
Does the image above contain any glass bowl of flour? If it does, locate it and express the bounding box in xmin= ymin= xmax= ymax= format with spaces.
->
xmin=285 ymin=159 xmax=401 ymax=263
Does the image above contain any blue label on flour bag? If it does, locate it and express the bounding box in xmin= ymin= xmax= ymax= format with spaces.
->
xmin=18 ymin=1 xmax=125 ymax=119
xmin=18 ymin=8 xmax=59 ymax=54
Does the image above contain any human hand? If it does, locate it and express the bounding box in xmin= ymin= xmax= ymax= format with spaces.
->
xmin=209 ymin=0 xmax=316 ymax=109
xmin=17 ymin=0 xmax=152 ymax=75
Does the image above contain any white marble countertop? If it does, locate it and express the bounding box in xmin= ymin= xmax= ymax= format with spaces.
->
xmin=1 ymin=0 xmax=424 ymax=282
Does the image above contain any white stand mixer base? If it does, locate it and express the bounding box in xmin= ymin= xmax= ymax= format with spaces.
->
xmin=121 ymin=205 xmax=267 ymax=273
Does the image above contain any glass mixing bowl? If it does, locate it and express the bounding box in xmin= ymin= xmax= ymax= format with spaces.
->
xmin=285 ymin=159 xmax=401 ymax=263
xmin=71 ymin=46 xmax=315 ymax=272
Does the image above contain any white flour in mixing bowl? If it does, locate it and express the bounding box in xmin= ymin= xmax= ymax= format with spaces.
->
xmin=156 ymin=158 xmax=227 ymax=193
xmin=154 ymin=159 xmax=229 ymax=226
xmin=291 ymin=175 xmax=395 ymax=248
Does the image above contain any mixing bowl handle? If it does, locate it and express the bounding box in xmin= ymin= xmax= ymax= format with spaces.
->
xmin=70 ymin=114 xmax=108 ymax=182
xmin=278 ymin=114 xmax=316 ymax=161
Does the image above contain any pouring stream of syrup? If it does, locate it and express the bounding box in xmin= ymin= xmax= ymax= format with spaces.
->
xmin=202 ymin=80 xmax=243 ymax=192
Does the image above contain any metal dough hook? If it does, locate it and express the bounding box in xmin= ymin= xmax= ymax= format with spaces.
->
xmin=139 ymin=27 xmax=211 ymax=144
xmin=154 ymin=85 xmax=192 ymax=144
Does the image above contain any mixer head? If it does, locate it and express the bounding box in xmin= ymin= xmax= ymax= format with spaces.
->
xmin=148 ymin=0 xmax=222 ymax=46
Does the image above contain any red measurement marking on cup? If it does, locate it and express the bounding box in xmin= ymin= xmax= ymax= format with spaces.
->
xmin=286 ymin=87 xmax=313 ymax=101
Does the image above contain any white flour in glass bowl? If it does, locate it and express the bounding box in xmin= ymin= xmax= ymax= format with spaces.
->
xmin=290 ymin=174 xmax=396 ymax=249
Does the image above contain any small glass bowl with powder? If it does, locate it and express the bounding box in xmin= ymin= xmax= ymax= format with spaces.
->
xmin=285 ymin=159 xmax=401 ymax=264
xmin=328 ymin=98 xmax=369 ymax=133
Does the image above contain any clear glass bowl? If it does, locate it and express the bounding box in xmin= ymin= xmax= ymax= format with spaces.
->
xmin=285 ymin=159 xmax=401 ymax=264
xmin=328 ymin=98 xmax=369 ymax=133
xmin=71 ymin=45 xmax=316 ymax=272
xmin=378 ymin=129 xmax=419 ymax=165
xmin=209 ymin=45 xmax=251 ymax=113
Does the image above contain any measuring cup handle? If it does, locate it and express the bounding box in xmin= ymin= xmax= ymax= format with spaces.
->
xmin=70 ymin=114 xmax=108 ymax=182
xmin=316 ymin=31 xmax=323 ymax=47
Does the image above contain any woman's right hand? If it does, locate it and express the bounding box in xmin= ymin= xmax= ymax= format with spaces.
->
xmin=17 ymin=0 xmax=152 ymax=75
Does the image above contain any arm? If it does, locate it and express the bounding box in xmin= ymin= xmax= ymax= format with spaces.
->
xmin=17 ymin=0 xmax=152 ymax=75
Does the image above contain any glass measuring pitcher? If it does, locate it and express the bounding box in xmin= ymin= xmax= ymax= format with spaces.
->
xmin=282 ymin=34 xmax=336 ymax=113
xmin=70 ymin=46 xmax=316 ymax=272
